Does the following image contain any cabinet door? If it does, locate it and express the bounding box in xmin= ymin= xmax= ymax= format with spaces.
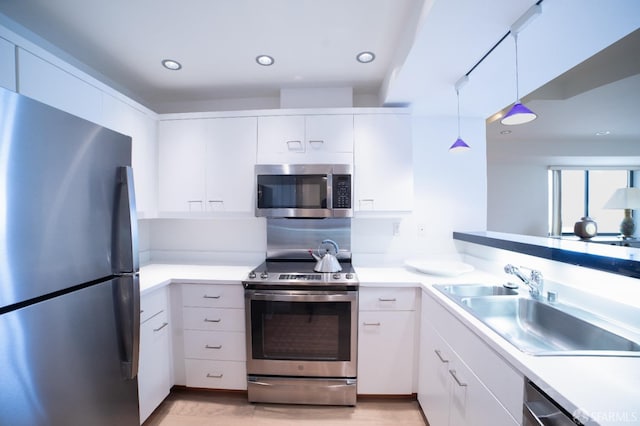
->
xmin=257 ymin=115 xmax=306 ymax=163
xmin=448 ymin=355 xmax=519 ymax=426
xmin=357 ymin=310 xmax=414 ymax=394
xmin=257 ymin=115 xmax=353 ymax=164
xmin=418 ymin=319 xmax=452 ymax=426
xmin=102 ymin=94 xmax=158 ymax=216
xmin=354 ymin=114 xmax=413 ymax=212
xmin=0 ymin=38 xmax=16 ymax=91
xmin=139 ymin=290 xmax=171 ymax=423
xmin=204 ymin=117 xmax=257 ymax=213
xmin=158 ymin=119 xmax=207 ymax=212
xmin=304 ymin=115 xmax=353 ymax=163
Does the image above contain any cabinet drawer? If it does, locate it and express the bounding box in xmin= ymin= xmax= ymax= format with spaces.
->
xmin=184 ymin=330 xmax=246 ymax=361
xmin=359 ymin=287 xmax=416 ymax=311
xmin=185 ymin=359 xmax=247 ymax=390
xmin=182 ymin=283 xmax=244 ymax=308
xmin=183 ymin=307 xmax=245 ymax=332
xmin=140 ymin=287 xmax=167 ymax=323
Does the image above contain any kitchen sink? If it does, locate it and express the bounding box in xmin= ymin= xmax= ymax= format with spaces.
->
xmin=434 ymin=283 xmax=518 ymax=298
xmin=434 ymin=285 xmax=640 ymax=356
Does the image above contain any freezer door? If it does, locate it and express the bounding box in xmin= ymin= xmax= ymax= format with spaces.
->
xmin=0 ymin=279 xmax=140 ymax=426
xmin=0 ymin=87 xmax=132 ymax=307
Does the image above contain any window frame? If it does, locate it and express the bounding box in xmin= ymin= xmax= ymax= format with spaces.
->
xmin=549 ymin=166 xmax=639 ymax=237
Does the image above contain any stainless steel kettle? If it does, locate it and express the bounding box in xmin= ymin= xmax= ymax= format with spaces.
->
xmin=310 ymin=239 xmax=342 ymax=273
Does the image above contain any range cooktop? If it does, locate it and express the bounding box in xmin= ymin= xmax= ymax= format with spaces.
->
xmin=243 ymin=260 xmax=358 ymax=289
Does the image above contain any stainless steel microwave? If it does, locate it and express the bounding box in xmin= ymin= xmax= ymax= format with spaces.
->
xmin=255 ymin=164 xmax=353 ymax=218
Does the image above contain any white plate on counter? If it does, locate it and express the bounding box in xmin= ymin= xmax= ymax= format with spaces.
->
xmin=404 ymin=259 xmax=474 ymax=276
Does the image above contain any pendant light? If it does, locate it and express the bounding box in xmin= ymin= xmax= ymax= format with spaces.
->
xmin=450 ymin=76 xmax=470 ymax=151
xmin=500 ymin=4 xmax=542 ymax=125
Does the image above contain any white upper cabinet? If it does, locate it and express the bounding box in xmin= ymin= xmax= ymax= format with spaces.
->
xmin=158 ymin=117 xmax=257 ymax=214
xmin=204 ymin=117 xmax=257 ymax=213
xmin=257 ymin=114 xmax=353 ymax=164
xmin=354 ymin=113 xmax=413 ymax=213
xmin=0 ymin=38 xmax=16 ymax=91
xmin=102 ymin=94 xmax=158 ymax=217
xmin=158 ymin=119 xmax=207 ymax=213
xmin=17 ymin=48 xmax=102 ymax=125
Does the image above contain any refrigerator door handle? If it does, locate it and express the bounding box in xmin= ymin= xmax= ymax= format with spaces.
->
xmin=113 ymin=274 xmax=141 ymax=380
xmin=114 ymin=166 xmax=139 ymax=274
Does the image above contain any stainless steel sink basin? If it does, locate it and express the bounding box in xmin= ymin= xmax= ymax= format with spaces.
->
xmin=434 ymin=284 xmax=518 ymax=298
xmin=434 ymin=285 xmax=640 ymax=356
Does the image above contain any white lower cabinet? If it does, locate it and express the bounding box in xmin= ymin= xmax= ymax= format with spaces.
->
xmin=357 ymin=287 xmax=417 ymax=394
xmin=181 ymin=283 xmax=246 ymax=390
xmin=138 ymin=287 xmax=171 ymax=424
xmin=419 ymin=290 xmax=522 ymax=426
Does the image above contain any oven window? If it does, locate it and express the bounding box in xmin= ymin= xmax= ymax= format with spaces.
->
xmin=250 ymin=300 xmax=351 ymax=361
xmin=257 ymin=175 xmax=327 ymax=209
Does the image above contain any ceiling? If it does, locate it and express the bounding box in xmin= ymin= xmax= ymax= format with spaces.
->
xmin=0 ymin=0 xmax=426 ymax=112
xmin=0 ymin=0 xmax=636 ymax=148
xmin=486 ymin=28 xmax=640 ymax=144
xmin=0 ymin=0 xmax=542 ymax=115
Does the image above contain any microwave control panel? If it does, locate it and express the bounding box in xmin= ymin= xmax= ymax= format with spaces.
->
xmin=333 ymin=175 xmax=352 ymax=209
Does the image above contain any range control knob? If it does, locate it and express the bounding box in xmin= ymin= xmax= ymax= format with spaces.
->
xmin=345 ymin=273 xmax=354 ymax=280
xmin=260 ymin=272 xmax=269 ymax=279
xmin=332 ymin=273 xmax=341 ymax=280
xmin=248 ymin=271 xmax=257 ymax=279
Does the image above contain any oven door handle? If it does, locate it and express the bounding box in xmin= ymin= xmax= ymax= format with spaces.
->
xmin=248 ymin=291 xmax=356 ymax=303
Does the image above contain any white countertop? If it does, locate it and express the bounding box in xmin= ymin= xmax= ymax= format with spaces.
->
xmin=139 ymin=262 xmax=640 ymax=425
xmin=139 ymin=263 xmax=254 ymax=294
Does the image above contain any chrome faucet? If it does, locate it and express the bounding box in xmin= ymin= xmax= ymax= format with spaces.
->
xmin=504 ymin=264 xmax=544 ymax=298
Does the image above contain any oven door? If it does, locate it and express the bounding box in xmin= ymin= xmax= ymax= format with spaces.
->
xmin=245 ymin=289 xmax=358 ymax=378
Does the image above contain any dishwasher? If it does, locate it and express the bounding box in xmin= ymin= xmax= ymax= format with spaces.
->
xmin=523 ymin=380 xmax=584 ymax=425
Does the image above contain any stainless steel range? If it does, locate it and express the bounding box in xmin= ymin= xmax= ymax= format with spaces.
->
xmin=243 ymin=219 xmax=359 ymax=406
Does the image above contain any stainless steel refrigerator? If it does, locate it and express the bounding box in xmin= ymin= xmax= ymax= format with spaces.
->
xmin=0 ymin=87 xmax=141 ymax=425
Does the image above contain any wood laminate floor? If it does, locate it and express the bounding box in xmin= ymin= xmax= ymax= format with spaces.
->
xmin=144 ymin=389 xmax=429 ymax=426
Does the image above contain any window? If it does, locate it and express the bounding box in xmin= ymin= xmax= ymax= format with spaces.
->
xmin=549 ymin=168 xmax=637 ymax=236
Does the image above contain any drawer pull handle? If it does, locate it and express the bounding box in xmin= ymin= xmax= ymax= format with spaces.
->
xmin=363 ymin=322 xmax=381 ymax=326
xmin=206 ymin=373 xmax=223 ymax=378
xmin=434 ymin=349 xmax=449 ymax=363
xmin=205 ymin=344 xmax=222 ymax=350
xmin=449 ymin=369 xmax=467 ymax=387
xmin=203 ymin=295 xmax=221 ymax=299
xmin=204 ymin=318 xmax=221 ymax=323
xmin=378 ymin=298 xmax=397 ymax=302
xmin=153 ymin=322 xmax=169 ymax=332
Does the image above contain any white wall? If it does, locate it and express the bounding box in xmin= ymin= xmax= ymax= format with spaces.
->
xmin=144 ymin=218 xmax=266 ymax=265
xmin=480 ymin=1 xmax=640 ymax=236
xmin=352 ymin=115 xmax=487 ymax=266
xmin=488 ymin=139 xmax=640 ymax=236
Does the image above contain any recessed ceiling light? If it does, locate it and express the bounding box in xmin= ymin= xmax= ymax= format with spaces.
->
xmin=256 ymin=55 xmax=274 ymax=66
xmin=500 ymin=130 xmax=512 ymax=135
xmin=356 ymin=51 xmax=375 ymax=63
xmin=162 ymin=59 xmax=182 ymax=70
xmin=595 ymin=130 xmax=611 ymax=136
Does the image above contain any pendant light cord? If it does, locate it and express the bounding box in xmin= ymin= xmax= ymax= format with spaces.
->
xmin=514 ymin=32 xmax=520 ymax=101
xmin=456 ymin=89 xmax=462 ymax=137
